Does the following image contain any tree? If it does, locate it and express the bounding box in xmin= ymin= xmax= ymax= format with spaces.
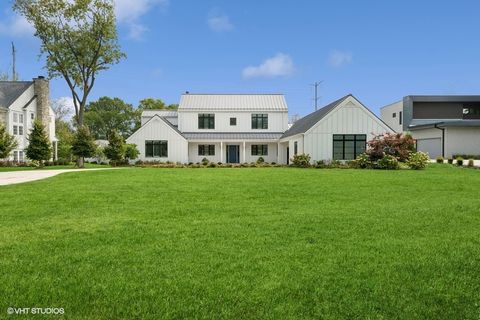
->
xmin=71 ymin=126 xmax=96 ymax=167
xmin=104 ymin=130 xmax=125 ymax=166
xmin=0 ymin=124 xmax=18 ymax=159
xmin=26 ymin=120 xmax=52 ymax=165
xmin=134 ymin=98 xmax=178 ymax=130
xmin=125 ymin=144 xmax=139 ymax=161
xmin=84 ymin=97 xmax=136 ymax=139
xmin=56 ymin=120 xmax=75 ymax=161
xmin=14 ymin=0 xmax=125 ymax=166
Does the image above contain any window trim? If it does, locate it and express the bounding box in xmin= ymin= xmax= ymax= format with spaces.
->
xmin=198 ymin=144 xmax=215 ymax=156
xmin=251 ymin=144 xmax=268 ymax=156
xmin=251 ymin=114 xmax=268 ymax=129
xmin=198 ymin=114 xmax=215 ymax=129
xmin=145 ymin=140 xmax=168 ymax=158
xmin=332 ymin=134 xmax=367 ymax=160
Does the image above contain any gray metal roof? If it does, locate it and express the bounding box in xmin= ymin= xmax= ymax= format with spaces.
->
xmin=405 ymin=95 xmax=480 ymax=102
xmin=182 ymin=132 xmax=284 ymax=140
xmin=281 ymin=94 xmax=351 ymax=139
xmin=0 ymin=81 xmax=32 ymax=109
xmin=178 ymin=94 xmax=288 ymax=111
xmin=409 ymin=119 xmax=480 ymax=130
xmin=141 ymin=110 xmax=178 ymax=118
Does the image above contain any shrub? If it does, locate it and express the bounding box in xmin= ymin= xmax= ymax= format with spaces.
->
xmin=468 ymin=159 xmax=475 ymax=167
xmin=436 ymin=156 xmax=444 ymax=164
xmin=452 ymin=154 xmax=480 ymax=160
xmin=447 ymin=158 xmax=453 ymax=164
xmin=208 ymin=162 xmax=217 ymax=168
xmin=366 ymin=133 xmax=415 ymax=162
xmin=376 ymin=154 xmax=399 ymax=170
xmin=456 ymin=157 xmax=464 ymax=166
xmin=315 ymin=160 xmax=326 ymax=169
xmin=291 ymin=154 xmax=311 ymax=168
xmin=406 ymin=152 xmax=429 ymax=170
xmin=125 ymin=144 xmax=140 ymax=161
xmin=352 ymin=153 xmax=373 ymax=169
xmin=201 ymin=158 xmax=209 ymax=165
xmin=256 ymin=157 xmax=265 ymax=164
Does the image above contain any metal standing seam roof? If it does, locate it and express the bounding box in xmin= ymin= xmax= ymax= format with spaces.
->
xmin=281 ymin=94 xmax=351 ymax=139
xmin=141 ymin=110 xmax=178 ymax=118
xmin=0 ymin=81 xmax=33 ymax=109
xmin=178 ymin=94 xmax=288 ymax=111
xmin=182 ymin=132 xmax=284 ymax=140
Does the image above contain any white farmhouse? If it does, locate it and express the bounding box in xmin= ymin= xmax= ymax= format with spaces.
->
xmin=127 ymin=93 xmax=391 ymax=164
xmin=0 ymin=77 xmax=57 ymax=161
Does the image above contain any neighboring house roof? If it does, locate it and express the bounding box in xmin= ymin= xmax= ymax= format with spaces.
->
xmin=182 ymin=132 xmax=284 ymax=140
xmin=409 ymin=119 xmax=480 ymax=130
xmin=405 ymin=95 xmax=480 ymax=103
xmin=281 ymin=94 xmax=350 ymax=138
xmin=0 ymin=81 xmax=33 ymax=109
xmin=178 ymin=94 xmax=288 ymax=111
xmin=141 ymin=110 xmax=178 ymax=118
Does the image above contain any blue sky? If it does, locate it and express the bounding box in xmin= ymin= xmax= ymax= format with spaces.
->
xmin=1 ymin=0 xmax=480 ymax=117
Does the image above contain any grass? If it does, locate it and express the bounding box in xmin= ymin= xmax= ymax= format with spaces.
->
xmin=0 ymin=165 xmax=479 ymax=319
xmin=0 ymin=163 xmax=108 ymax=172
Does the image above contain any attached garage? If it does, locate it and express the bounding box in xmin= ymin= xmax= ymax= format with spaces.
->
xmin=416 ymin=138 xmax=442 ymax=159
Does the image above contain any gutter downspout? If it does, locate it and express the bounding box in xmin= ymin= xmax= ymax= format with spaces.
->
xmin=434 ymin=124 xmax=445 ymax=158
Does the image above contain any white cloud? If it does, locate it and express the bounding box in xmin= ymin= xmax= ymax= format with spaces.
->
xmin=242 ymin=53 xmax=296 ymax=79
xmin=113 ymin=0 xmax=169 ymax=40
xmin=328 ymin=50 xmax=353 ymax=68
xmin=51 ymin=97 xmax=75 ymax=121
xmin=207 ymin=14 xmax=234 ymax=32
xmin=0 ymin=15 xmax=34 ymax=37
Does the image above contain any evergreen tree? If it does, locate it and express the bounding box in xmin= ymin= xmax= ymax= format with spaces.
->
xmin=26 ymin=120 xmax=52 ymax=165
xmin=125 ymin=144 xmax=139 ymax=161
xmin=0 ymin=124 xmax=18 ymax=159
xmin=104 ymin=130 xmax=125 ymax=166
xmin=71 ymin=126 xmax=96 ymax=168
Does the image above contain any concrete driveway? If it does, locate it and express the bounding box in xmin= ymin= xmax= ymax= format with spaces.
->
xmin=0 ymin=168 xmax=114 ymax=186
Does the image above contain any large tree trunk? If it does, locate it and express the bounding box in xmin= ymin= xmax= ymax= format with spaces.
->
xmin=76 ymin=157 xmax=84 ymax=168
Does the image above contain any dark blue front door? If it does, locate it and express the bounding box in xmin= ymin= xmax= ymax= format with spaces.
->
xmin=227 ymin=145 xmax=240 ymax=163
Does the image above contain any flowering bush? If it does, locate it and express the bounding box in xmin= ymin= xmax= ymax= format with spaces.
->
xmin=351 ymin=153 xmax=373 ymax=169
xmin=406 ymin=152 xmax=429 ymax=170
xmin=376 ymin=154 xmax=400 ymax=170
xmin=366 ymin=133 xmax=415 ymax=162
xmin=291 ymin=154 xmax=311 ymax=167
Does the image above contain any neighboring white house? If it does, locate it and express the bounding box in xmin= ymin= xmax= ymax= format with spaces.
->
xmin=381 ymin=95 xmax=480 ymax=158
xmin=127 ymin=93 xmax=392 ymax=164
xmin=0 ymin=77 xmax=57 ymax=161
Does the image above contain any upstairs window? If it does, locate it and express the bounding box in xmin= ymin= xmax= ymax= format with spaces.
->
xmin=198 ymin=145 xmax=215 ymax=156
xmin=392 ymin=112 xmax=396 ymax=118
xmin=399 ymin=111 xmax=402 ymax=125
xmin=294 ymin=141 xmax=298 ymax=155
xmin=18 ymin=126 xmax=23 ymax=135
xmin=252 ymin=114 xmax=268 ymax=129
xmin=251 ymin=145 xmax=268 ymax=156
xmin=230 ymin=117 xmax=237 ymax=126
xmin=13 ymin=113 xmax=18 ymax=123
xmin=198 ymin=114 xmax=215 ymax=129
xmin=13 ymin=125 xmax=18 ymax=135
xmin=145 ymin=140 xmax=168 ymax=158
xmin=333 ymin=134 xmax=366 ymax=160
xmin=31 ymin=113 xmax=35 ymax=120
xmin=19 ymin=114 xmax=24 ymax=124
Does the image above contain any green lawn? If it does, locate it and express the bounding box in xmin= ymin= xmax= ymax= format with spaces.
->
xmin=1 ymin=165 xmax=479 ymax=319
xmin=0 ymin=163 xmax=108 ymax=172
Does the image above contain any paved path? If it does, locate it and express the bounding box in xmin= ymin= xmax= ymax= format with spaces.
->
xmin=0 ymin=168 xmax=115 ymax=186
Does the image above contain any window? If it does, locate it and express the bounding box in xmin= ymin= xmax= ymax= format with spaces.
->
xmin=230 ymin=117 xmax=237 ymax=126
xmin=13 ymin=151 xmax=18 ymax=162
xmin=19 ymin=114 xmax=24 ymax=123
xmin=13 ymin=113 xmax=18 ymax=123
xmin=333 ymin=134 xmax=366 ymax=160
xmin=198 ymin=144 xmax=215 ymax=156
xmin=399 ymin=111 xmax=402 ymax=125
xmin=145 ymin=140 xmax=168 ymax=158
xmin=251 ymin=145 xmax=268 ymax=156
xmin=294 ymin=141 xmax=298 ymax=155
xmin=13 ymin=125 xmax=18 ymax=135
xmin=251 ymin=114 xmax=268 ymax=129
xmin=392 ymin=112 xmax=396 ymax=118
xmin=19 ymin=151 xmax=24 ymax=162
xmin=31 ymin=113 xmax=35 ymax=120
xmin=18 ymin=126 xmax=23 ymax=135
xmin=198 ymin=114 xmax=215 ymax=129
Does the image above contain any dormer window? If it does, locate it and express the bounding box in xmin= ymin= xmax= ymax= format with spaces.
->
xmin=252 ymin=114 xmax=268 ymax=129
xmin=230 ymin=117 xmax=237 ymax=126
xmin=392 ymin=113 xmax=396 ymax=118
xmin=198 ymin=114 xmax=215 ymax=129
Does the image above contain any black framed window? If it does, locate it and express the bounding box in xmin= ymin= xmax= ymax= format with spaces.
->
xmin=198 ymin=144 xmax=215 ymax=156
xmin=251 ymin=114 xmax=268 ymax=129
xmin=251 ymin=145 xmax=268 ymax=156
xmin=399 ymin=111 xmax=402 ymax=125
xmin=145 ymin=140 xmax=168 ymax=158
xmin=198 ymin=114 xmax=215 ymax=129
xmin=230 ymin=117 xmax=237 ymax=126
xmin=333 ymin=134 xmax=366 ymax=160
xmin=294 ymin=141 xmax=298 ymax=155
xmin=392 ymin=112 xmax=396 ymax=118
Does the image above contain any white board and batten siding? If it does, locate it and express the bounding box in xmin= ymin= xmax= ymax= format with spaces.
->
xmin=126 ymin=116 xmax=188 ymax=163
xmin=304 ymin=97 xmax=392 ymax=160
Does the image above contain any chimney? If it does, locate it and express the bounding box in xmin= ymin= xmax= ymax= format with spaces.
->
xmin=33 ymin=76 xmax=50 ymax=138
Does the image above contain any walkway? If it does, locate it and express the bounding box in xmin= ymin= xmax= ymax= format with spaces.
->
xmin=0 ymin=168 xmax=114 ymax=186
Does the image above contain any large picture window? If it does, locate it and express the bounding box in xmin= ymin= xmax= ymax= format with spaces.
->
xmin=251 ymin=114 xmax=268 ymax=129
xmin=251 ymin=145 xmax=268 ymax=156
xmin=333 ymin=134 xmax=366 ymax=160
xmin=145 ymin=140 xmax=168 ymax=158
xmin=198 ymin=145 xmax=215 ymax=156
xmin=198 ymin=114 xmax=215 ymax=129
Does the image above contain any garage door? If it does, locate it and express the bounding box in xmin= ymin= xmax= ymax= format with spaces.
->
xmin=417 ymin=138 xmax=442 ymax=159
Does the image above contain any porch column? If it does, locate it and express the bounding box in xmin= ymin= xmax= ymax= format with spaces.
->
xmin=220 ymin=142 xmax=223 ymax=163
xmin=243 ymin=141 xmax=246 ymax=163
xmin=277 ymin=142 xmax=280 ymax=163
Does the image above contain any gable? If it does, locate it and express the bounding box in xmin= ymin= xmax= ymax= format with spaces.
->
xmin=0 ymin=81 xmax=33 ymax=109
xmin=127 ymin=115 xmax=185 ymax=143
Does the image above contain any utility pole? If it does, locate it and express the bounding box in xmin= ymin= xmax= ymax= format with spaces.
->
xmin=311 ymin=81 xmax=323 ymax=111
xmin=11 ymin=42 xmax=17 ymax=81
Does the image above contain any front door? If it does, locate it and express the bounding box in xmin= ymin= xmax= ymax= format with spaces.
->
xmin=227 ymin=145 xmax=240 ymax=163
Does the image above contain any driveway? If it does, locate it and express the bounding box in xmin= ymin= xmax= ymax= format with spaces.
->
xmin=0 ymin=168 xmax=115 ymax=186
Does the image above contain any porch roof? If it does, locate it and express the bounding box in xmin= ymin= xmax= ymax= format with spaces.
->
xmin=182 ymin=132 xmax=284 ymax=140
